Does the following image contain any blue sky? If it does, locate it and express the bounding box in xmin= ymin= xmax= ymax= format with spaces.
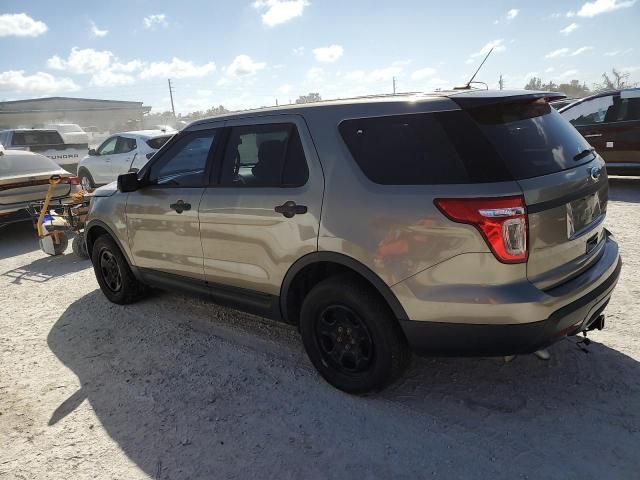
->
xmin=0 ymin=0 xmax=638 ymax=113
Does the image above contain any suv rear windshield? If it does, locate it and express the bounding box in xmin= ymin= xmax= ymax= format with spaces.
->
xmin=339 ymin=102 xmax=594 ymax=185
xmin=339 ymin=111 xmax=511 ymax=185
xmin=147 ymin=135 xmax=173 ymax=149
xmin=12 ymin=131 xmax=64 ymax=146
xmin=465 ymin=101 xmax=594 ymax=179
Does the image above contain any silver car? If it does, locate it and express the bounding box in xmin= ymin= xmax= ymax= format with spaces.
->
xmin=0 ymin=148 xmax=81 ymax=228
xmin=85 ymin=90 xmax=621 ymax=393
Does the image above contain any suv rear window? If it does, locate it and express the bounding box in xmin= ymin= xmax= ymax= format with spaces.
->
xmin=466 ymin=101 xmax=594 ymax=179
xmin=147 ymin=135 xmax=172 ymax=150
xmin=12 ymin=131 xmax=64 ymax=146
xmin=339 ymin=111 xmax=511 ymax=185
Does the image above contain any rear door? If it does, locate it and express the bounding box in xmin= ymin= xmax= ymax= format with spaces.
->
xmin=198 ymin=115 xmax=324 ymax=296
xmin=608 ymin=91 xmax=640 ymax=168
xmin=126 ymin=127 xmax=220 ymax=280
xmin=461 ymin=97 xmax=608 ymax=290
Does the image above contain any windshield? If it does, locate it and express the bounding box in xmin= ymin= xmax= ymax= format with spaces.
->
xmin=0 ymin=153 xmax=60 ymax=176
xmin=465 ymin=102 xmax=594 ymax=179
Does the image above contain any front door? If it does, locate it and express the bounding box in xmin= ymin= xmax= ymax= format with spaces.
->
xmin=93 ymin=136 xmax=118 ymax=184
xmin=199 ymin=116 xmax=324 ymax=296
xmin=126 ymin=128 xmax=219 ymax=280
xmin=109 ymin=136 xmax=138 ymax=178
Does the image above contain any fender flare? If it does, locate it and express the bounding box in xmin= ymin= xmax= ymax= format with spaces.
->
xmin=279 ymin=251 xmax=408 ymax=322
xmin=85 ymin=219 xmax=133 ymax=266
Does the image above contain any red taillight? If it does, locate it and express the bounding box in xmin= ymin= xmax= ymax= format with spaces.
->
xmin=435 ymin=196 xmax=528 ymax=264
xmin=61 ymin=176 xmax=81 ymax=185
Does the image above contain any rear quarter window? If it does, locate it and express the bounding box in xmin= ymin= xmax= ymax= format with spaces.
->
xmin=338 ymin=111 xmax=511 ymax=185
xmin=147 ymin=135 xmax=173 ymax=150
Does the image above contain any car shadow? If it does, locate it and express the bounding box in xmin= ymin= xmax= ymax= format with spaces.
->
xmin=608 ymin=177 xmax=640 ymax=204
xmin=0 ymin=222 xmax=40 ymax=259
xmin=1 ymin=249 xmax=90 ymax=284
xmin=47 ymin=291 xmax=640 ymax=478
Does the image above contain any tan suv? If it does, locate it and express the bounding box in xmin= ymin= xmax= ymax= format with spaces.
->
xmin=85 ymin=90 xmax=621 ymax=393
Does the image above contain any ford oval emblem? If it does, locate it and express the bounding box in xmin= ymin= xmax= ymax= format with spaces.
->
xmin=590 ymin=166 xmax=602 ymax=181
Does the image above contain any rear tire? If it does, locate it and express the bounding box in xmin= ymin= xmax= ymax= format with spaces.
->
xmin=91 ymin=235 xmax=147 ymax=304
xmin=72 ymin=232 xmax=89 ymax=259
xmin=300 ymin=274 xmax=411 ymax=394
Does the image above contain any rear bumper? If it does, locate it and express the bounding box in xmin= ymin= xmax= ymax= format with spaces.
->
xmin=398 ymin=236 xmax=622 ymax=356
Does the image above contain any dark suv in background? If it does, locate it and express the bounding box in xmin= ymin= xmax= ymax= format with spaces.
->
xmin=85 ymin=90 xmax=621 ymax=393
xmin=560 ymin=88 xmax=640 ymax=175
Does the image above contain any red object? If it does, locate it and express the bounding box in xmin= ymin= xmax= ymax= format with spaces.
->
xmin=435 ymin=196 xmax=528 ymax=263
xmin=62 ymin=176 xmax=81 ymax=185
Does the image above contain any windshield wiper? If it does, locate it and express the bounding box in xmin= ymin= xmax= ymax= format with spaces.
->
xmin=574 ymin=148 xmax=595 ymax=162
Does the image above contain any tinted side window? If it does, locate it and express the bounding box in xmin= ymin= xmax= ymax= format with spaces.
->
xmin=339 ymin=112 xmax=511 ymax=185
xmin=619 ymin=98 xmax=640 ymax=121
xmin=564 ymin=95 xmax=618 ymax=125
xmin=116 ymin=137 xmax=137 ymax=153
xmin=97 ymin=137 xmax=117 ymax=155
xmin=222 ymin=123 xmax=309 ymax=187
xmin=149 ymin=130 xmax=215 ymax=187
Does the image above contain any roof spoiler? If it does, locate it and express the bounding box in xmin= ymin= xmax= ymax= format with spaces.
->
xmin=451 ymin=91 xmax=566 ymax=109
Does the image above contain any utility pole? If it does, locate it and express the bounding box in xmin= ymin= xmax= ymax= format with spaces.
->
xmin=167 ymin=79 xmax=176 ymax=118
xmin=499 ymin=74 xmax=504 ymax=90
xmin=392 ymin=76 xmax=397 ymax=94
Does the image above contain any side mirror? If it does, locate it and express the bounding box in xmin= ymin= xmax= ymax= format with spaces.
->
xmin=117 ymin=172 xmax=141 ymax=193
xmin=88 ymin=148 xmax=97 ymax=156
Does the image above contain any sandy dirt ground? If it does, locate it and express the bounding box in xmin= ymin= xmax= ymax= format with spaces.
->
xmin=1 ymin=179 xmax=639 ymax=480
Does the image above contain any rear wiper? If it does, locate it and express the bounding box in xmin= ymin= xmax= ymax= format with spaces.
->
xmin=574 ymin=148 xmax=595 ymax=161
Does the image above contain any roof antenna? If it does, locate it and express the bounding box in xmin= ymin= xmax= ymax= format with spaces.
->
xmin=455 ymin=47 xmax=494 ymax=90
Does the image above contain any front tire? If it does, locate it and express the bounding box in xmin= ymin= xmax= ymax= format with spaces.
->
xmin=91 ymin=235 xmax=147 ymax=304
xmin=78 ymin=169 xmax=95 ymax=190
xmin=300 ymin=275 xmax=411 ymax=394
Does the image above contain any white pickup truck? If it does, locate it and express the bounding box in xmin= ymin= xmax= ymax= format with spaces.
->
xmin=0 ymin=129 xmax=88 ymax=173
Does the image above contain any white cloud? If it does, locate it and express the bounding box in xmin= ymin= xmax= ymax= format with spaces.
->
xmin=0 ymin=70 xmax=78 ymax=93
xmin=550 ymin=12 xmax=563 ymax=18
xmin=467 ymin=39 xmax=506 ymax=64
xmin=545 ymin=47 xmax=570 ymax=58
xmin=306 ymin=67 xmax=324 ymax=81
xmin=90 ymin=71 xmax=135 ymax=87
xmin=253 ymin=0 xmax=310 ymax=27
xmin=571 ymin=46 xmax=594 ymax=55
xmin=605 ymin=48 xmax=633 ymax=56
xmin=411 ymin=67 xmax=437 ymax=81
xmin=224 ymin=55 xmax=266 ymax=76
xmin=111 ymin=60 xmax=145 ymax=73
xmin=278 ymin=83 xmax=293 ymax=94
xmin=90 ymin=20 xmax=108 ymax=37
xmin=567 ymin=10 xmax=576 ymax=17
xmin=620 ymin=65 xmax=640 ymax=72
xmin=0 ymin=13 xmax=47 ymax=37
xmin=47 ymin=47 xmax=114 ymax=74
xmin=196 ymin=89 xmax=213 ymax=96
xmin=560 ymin=22 xmax=579 ymax=34
xmin=140 ymin=58 xmax=216 ymax=79
xmin=506 ymin=9 xmax=519 ymax=19
xmin=292 ymin=46 xmax=305 ymax=56
xmin=344 ymin=66 xmax=402 ymax=83
xmin=545 ymin=67 xmax=555 ymax=73
xmin=313 ymin=45 xmax=344 ymax=63
xmin=577 ymin=0 xmax=636 ymax=17
xmin=143 ymin=14 xmax=168 ymax=29
xmin=558 ymin=69 xmax=579 ymax=79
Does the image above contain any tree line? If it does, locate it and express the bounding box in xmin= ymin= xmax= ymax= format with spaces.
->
xmin=524 ymin=68 xmax=636 ymax=98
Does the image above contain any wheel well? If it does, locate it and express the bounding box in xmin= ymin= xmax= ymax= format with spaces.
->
xmin=85 ymin=225 xmax=109 ymax=257
xmin=283 ymin=260 xmax=403 ymax=325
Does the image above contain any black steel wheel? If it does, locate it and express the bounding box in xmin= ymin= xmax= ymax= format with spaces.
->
xmin=300 ymin=274 xmax=411 ymax=394
xmin=315 ymin=305 xmax=374 ymax=374
xmin=91 ymin=235 xmax=148 ymax=304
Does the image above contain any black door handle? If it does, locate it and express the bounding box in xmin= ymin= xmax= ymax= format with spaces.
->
xmin=170 ymin=200 xmax=191 ymax=214
xmin=274 ymin=201 xmax=307 ymax=218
